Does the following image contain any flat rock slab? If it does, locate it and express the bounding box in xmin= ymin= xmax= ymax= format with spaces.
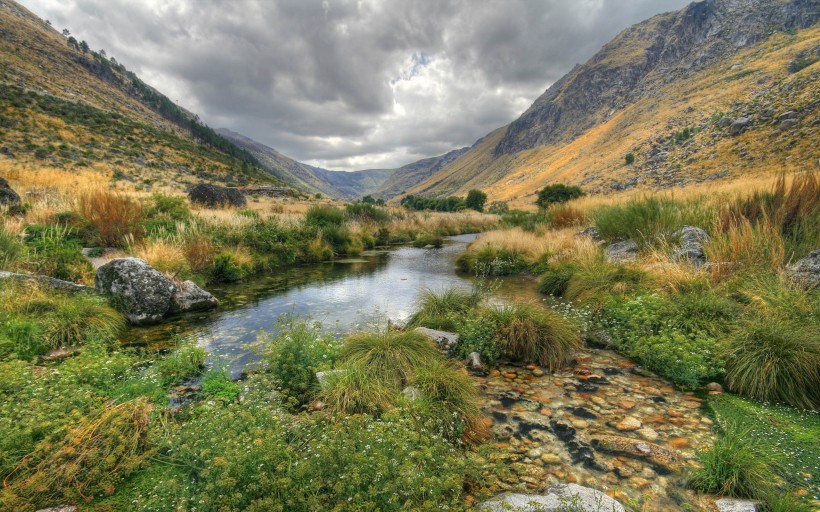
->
xmin=479 ymin=483 xmax=625 ymax=512
xmin=715 ymin=498 xmax=759 ymax=512
xmin=589 ymin=435 xmax=679 ymax=469
xmin=0 ymin=271 xmax=94 ymax=293
xmin=414 ymin=327 xmax=459 ymax=352
xmin=36 ymin=506 xmax=77 ymax=512
xmin=605 ymin=240 xmax=639 ymax=263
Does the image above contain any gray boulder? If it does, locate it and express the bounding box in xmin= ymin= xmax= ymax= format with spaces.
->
xmin=478 ymin=484 xmax=625 ymax=512
xmin=785 ymin=250 xmax=820 ymax=290
xmin=95 ymin=258 xmax=177 ymax=325
xmin=779 ymin=118 xmax=798 ymax=130
xmin=576 ymin=227 xmax=603 ymax=241
xmin=414 ymin=327 xmax=459 ymax=352
xmin=605 ymin=240 xmax=639 ymax=263
xmin=171 ymin=280 xmax=218 ymax=313
xmin=188 ymin=184 xmax=247 ymax=208
xmin=728 ymin=117 xmax=750 ymax=135
xmin=715 ymin=498 xmax=759 ymax=512
xmin=717 ymin=116 xmax=734 ymax=128
xmin=36 ymin=506 xmax=78 ymax=512
xmin=0 ymin=176 xmax=21 ymax=209
xmin=671 ymin=226 xmax=710 ymax=265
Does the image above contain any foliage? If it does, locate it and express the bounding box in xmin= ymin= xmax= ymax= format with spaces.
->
xmin=535 ymin=184 xmax=584 ymax=209
xmin=722 ymin=317 xmax=819 ymax=410
xmin=624 ymin=153 xmax=635 ymax=165
xmin=400 ymin=194 xmax=466 ymax=212
xmin=260 ymin=315 xmax=340 ymax=409
xmin=465 ymin=189 xmax=487 ymax=212
xmin=200 ymin=368 xmax=240 ymax=403
xmin=688 ymin=423 xmax=773 ymax=498
xmin=407 ymin=288 xmax=482 ymax=331
xmin=486 ymin=201 xmax=509 ymax=214
xmin=592 ymin=195 xmax=709 ymax=245
xmin=340 ymin=331 xmax=441 ymax=389
xmin=305 ymin=205 xmax=346 ymax=228
xmin=77 ymin=190 xmax=144 ymax=247
xmin=153 ymin=343 xmax=205 ymax=386
xmin=538 ymin=262 xmax=578 ymax=296
xmin=489 ymin=303 xmax=581 ymax=371
xmin=453 ymin=312 xmax=502 ymax=367
xmin=344 ymin=202 xmax=391 ymax=223
xmin=456 ymin=246 xmax=527 ymax=276
xmin=21 ymin=224 xmax=92 ymax=282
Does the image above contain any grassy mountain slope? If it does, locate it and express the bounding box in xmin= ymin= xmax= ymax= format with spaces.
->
xmin=403 ymin=0 xmax=819 ymax=208
xmin=0 ymin=0 xmax=281 ymax=189
xmin=372 ymin=146 xmax=470 ymax=200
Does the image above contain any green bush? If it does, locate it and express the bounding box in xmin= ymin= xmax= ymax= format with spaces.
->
xmin=262 ymin=315 xmax=340 ymax=409
xmin=536 ymin=184 xmax=584 ymax=209
xmin=209 ymin=253 xmax=250 ymax=282
xmin=456 ymin=246 xmax=527 ymax=276
xmin=489 ymin=304 xmax=581 ymax=371
xmin=201 ymin=368 xmax=240 ymax=403
xmin=465 ymin=189 xmax=487 ymax=212
xmin=305 ymin=205 xmax=345 ymax=228
xmin=145 ymin=192 xmax=191 ymax=221
xmin=723 ymin=317 xmax=819 ymax=409
xmin=689 ymin=423 xmax=773 ymax=498
xmin=345 ymin=202 xmax=391 ymax=223
xmin=592 ymin=196 xmax=708 ymax=245
xmin=624 ymin=153 xmax=635 ymax=165
xmin=453 ymin=312 xmax=502 ymax=367
xmin=563 ymin=259 xmax=647 ymax=307
xmin=154 ymin=343 xmax=205 ymax=386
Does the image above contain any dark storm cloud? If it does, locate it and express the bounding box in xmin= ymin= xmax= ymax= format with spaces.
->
xmin=24 ymin=0 xmax=690 ymax=170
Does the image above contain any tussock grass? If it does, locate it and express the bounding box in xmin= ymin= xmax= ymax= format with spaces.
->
xmin=341 ymin=331 xmax=441 ymax=389
xmin=489 ymin=303 xmax=581 ymax=371
xmin=407 ymin=288 xmax=482 ymax=331
xmin=77 ymin=190 xmax=144 ymax=247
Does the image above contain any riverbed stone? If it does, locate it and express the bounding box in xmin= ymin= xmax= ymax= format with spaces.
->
xmin=636 ymin=427 xmax=659 ymax=441
xmin=715 ymin=498 xmax=759 ymax=512
xmin=36 ymin=506 xmax=77 ymax=512
xmin=478 ymin=484 xmax=625 ymax=512
xmin=171 ymin=280 xmax=219 ymax=313
xmin=616 ymin=416 xmax=642 ymax=431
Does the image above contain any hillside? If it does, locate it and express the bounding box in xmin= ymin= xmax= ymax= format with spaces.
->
xmin=371 ymin=146 xmax=471 ymax=200
xmin=404 ymin=0 xmax=820 ymax=207
xmin=0 ymin=0 xmax=282 ymax=189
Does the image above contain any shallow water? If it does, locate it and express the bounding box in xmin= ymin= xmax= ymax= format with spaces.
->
xmin=122 ymin=234 xmax=480 ymax=374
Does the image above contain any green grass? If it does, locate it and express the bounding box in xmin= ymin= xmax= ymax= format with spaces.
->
xmin=407 ymin=288 xmax=482 ymax=331
xmin=592 ymin=195 xmax=711 ymax=246
xmin=456 ymin=246 xmax=527 ymax=276
xmin=340 ymin=331 xmax=441 ymax=389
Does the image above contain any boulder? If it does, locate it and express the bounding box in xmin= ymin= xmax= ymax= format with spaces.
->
xmin=590 ymin=435 xmax=679 ymax=469
xmin=171 ymin=280 xmax=218 ymax=313
xmin=779 ymin=118 xmax=798 ymax=130
xmin=36 ymin=506 xmax=77 ymax=512
xmin=466 ymin=351 xmax=484 ymax=371
xmin=671 ymin=226 xmax=710 ymax=265
xmin=0 ymin=271 xmax=95 ymax=294
xmin=728 ymin=117 xmax=750 ymax=135
xmin=188 ymin=183 xmax=247 ymax=208
xmin=95 ymin=258 xmax=177 ymax=325
xmin=478 ymin=484 xmax=625 ymax=512
xmin=0 ymin=176 xmax=21 ymax=209
xmin=717 ymin=116 xmax=734 ymax=128
xmin=785 ymin=249 xmax=820 ymax=290
xmin=605 ymin=240 xmax=639 ymax=263
xmin=576 ymin=227 xmax=602 ymax=241
xmin=414 ymin=327 xmax=459 ymax=352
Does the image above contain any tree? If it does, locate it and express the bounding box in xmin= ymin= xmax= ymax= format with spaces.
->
xmin=67 ymin=36 xmax=78 ymax=50
xmin=625 ymin=153 xmax=635 ymax=165
xmin=79 ymin=40 xmax=89 ymax=53
xmin=536 ymin=184 xmax=584 ymax=209
xmin=465 ymin=189 xmax=487 ymax=212
xmin=361 ymin=195 xmax=375 ymax=204
xmin=62 ymin=28 xmax=70 ymax=37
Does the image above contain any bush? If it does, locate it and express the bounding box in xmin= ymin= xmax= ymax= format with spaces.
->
xmin=407 ymin=288 xmax=482 ymax=331
xmin=465 ymin=189 xmax=487 ymax=212
xmin=201 ymin=368 xmax=240 ymax=403
xmin=23 ymin=224 xmax=92 ymax=282
xmin=689 ymin=423 xmax=773 ymax=498
xmin=145 ymin=192 xmax=191 ymax=221
xmin=344 ymin=202 xmax=391 ymax=223
xmin=489 ymin=303 xmax=581 ymax=371
xmin=563 ymin=258 xmax=647 ymax=307
xmin=154 ymin=343 xmax=205 ymax=386
xmin=536 ymin=184 xmax=584 ymax=209
xmin=262 ymin=315 xmax=340 ymax=409
xmin=723 ymin=317 xmax=819 ymax=409
xmin=305 ymin=205 xmax=345 ymax=228
xmin=625 ymin=153 xmax=635 ymax=165
xmin=453 ymin=312 xmax=502 ymax=367
xmin=209 ymin=252 xmax=250 ymax=282
xmin=547 ymin=203 xmax=586 ymax=228
xmin=592 ymin=196 xmax=690 ymax=245
xmin=487 ymin=201 xmax=509 ymax=214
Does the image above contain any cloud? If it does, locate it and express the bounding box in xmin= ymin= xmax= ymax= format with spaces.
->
xmin=22 ymin=0 xmax=690 ymax=170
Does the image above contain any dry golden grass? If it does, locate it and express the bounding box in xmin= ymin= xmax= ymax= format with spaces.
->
xmin=77 ymin=190 xmax=144 ymax=247
xmin=133 ymin=239 xmax=189 ymax=276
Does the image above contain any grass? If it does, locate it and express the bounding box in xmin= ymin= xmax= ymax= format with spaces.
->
xmin=407 ymin=288 xmax=482 ymax=331
xmin=340 ymin=331 xmax=442 ymax=389
xmin=77 ymin=190 xmax=145 ymax=247
xmin=489 ymin=303 xmax=581 ymax=371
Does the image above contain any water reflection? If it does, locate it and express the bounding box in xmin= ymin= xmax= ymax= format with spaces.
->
xmin=121 ymin=235 xmax=480 ymax=374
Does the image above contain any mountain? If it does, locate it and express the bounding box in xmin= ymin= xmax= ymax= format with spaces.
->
xmin=0 ymin=0 xmax=282 ymax=188
xmin=216 ymin=128 xmax=396 ymax=200
xmin=372 ymin=146 xmax=471 ymax=200
xmin=403 ymin=0 xmax=820 ymax=207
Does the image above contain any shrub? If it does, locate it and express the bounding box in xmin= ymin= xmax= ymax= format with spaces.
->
xmin=453 ymin=312 xmax=502 ymax=367
xmin=319 ymin=362 xmax=397 ymax=416
xmin=536 ymin=184 xmax=584 ymax=209
xmin=547 ymin=203 xmax=585 ymax=228
xmin=22 ymin=224 xmax=92 ymax=282
xmin=261 ymin=315 xmax=340 ymax=409
xmin=77 ymin=190 xmax=144 ymax=247
xmin=209 ymin=252 xmax=250 ymax=282
xmin=344 ymin=202 xmax=391 ymax=223
xmin=201 ymin=368 xmax=240 ymax=403
xmin=154 ymin=343 xmax=205 ymax=386
xmin=723 ymin=317 xmax=819 ymax=409
xmin=412 ymin=231 xmax=443 ymax=248
xmin=305 ymin=205 xmax=345 ymax=228
xmin=564 ymin=259 xmax=647 ymax=307
xmin=625 ymin=153 xmax=635 ymax=165
xmin=489 ymin=303 xmax=581 ymax=371
xmin=487 ymin=201 xmax=509 ymax=214
xmin=145 ymin=192 xmax=191 ymax=221
xmin=593 ymin=196 xmax=687 ymax=245
xmin=689 ymin=423 xmax=773 ymax=498
xmin=465 ymin=189 xmax=487 ymax=212
xmin=407 ymin=288 xmax=482 ymax=331
xmin=456 ymin=246 xmax=527 ymax=276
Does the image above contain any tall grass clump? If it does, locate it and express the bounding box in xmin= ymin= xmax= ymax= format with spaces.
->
xmin=689 ymin=423 xmax=773 ymax=498
xmin=722 ymin=317 xmax=819 ymax=410
xmin=547 ymin=203 xmax=586 ymax=228
xmin=538 ymin=261 xmax=578 ymax=296
xmin=340 ymin=331 xmax=440 ymax=388
xmin=563 ymin=257 xmax=647 ymax=308
xmin=406 ymin=288 xmax=482 ymax=331
xmin=593 ymin=195 xmax=709 ymax=246
xmin=489 ymin=303 xmax=581 ymax=371
xmin=77 ymin=190 xmax=144 ymax=247
xmin=305 ymin=205 xmax=345 ymax=228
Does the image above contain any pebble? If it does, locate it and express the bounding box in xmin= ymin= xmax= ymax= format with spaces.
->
xmin=619 ymin=400 xmax=637 ymax=409
xmin=540 ymin=453 xmax=562 ymax=465
xmin=669 ymin=438 xmax=691 ymax=449
xmin=572 ymin=420 xmax=589 ymax=429
xmin=616 ymin=416 xmax=642 ymax=431
xmin=532 ymin=368 xmax=544 ymax=377
xmin=636 ymin=427 xmax=659 ymax=441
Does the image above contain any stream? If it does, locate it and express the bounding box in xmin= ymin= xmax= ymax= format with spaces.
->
xmin=122 ymin=234 xmax=713 ymax=510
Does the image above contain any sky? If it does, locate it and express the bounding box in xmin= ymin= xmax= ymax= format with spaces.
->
xmin=22 ymin=0 xmax=691 ymax=171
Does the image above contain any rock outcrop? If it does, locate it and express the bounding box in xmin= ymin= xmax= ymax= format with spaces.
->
xmin=785 ymin=249 xmax=820 ymax=290
xmin=671 ymin=226 xmax=710 ymax=265
xmin=0 ymin=271 xmax=95 ymax=293
xmin=95 ymin=258 xmax=217 ymax=325
xmin=605 ymin=240 xmax=639 ymax=263
xmin=188 ymin=183 xmax=247 ymax=208
xmin=0 ymin=176 xmax=21 ymax=209
xmin=414 ymin=327 xmax=460 ymax=352
xmin=478 ymin=484 xmax=625 ymax=512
